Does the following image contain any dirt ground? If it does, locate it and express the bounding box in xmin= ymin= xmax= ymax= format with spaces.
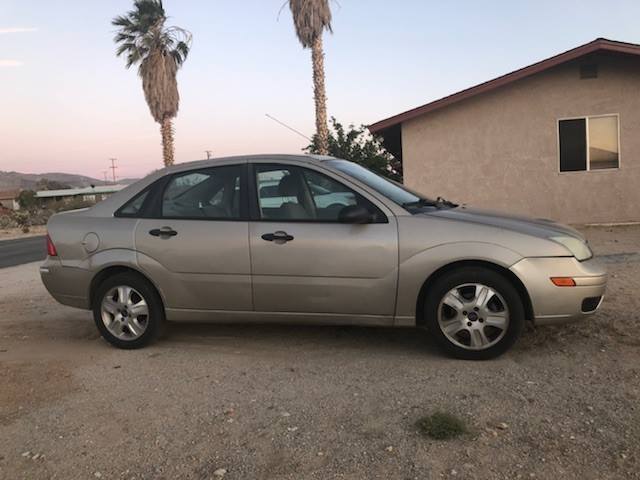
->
xmin=0 ymin=225 xmax=46 ymax=241
xmin=0 ymin=225 xmax=639 ymax=480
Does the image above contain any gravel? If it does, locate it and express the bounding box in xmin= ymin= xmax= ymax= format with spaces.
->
xmin=0 ymin=225 xmax=639 ymax=479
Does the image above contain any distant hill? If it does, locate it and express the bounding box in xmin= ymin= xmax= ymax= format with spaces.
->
xmin=0 ymin=171 xmax=139 ymax=191
xmin=118 ymin=178 xmax=141 ymax=186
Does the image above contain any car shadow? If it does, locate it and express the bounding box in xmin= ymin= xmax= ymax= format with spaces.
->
xmin=162 ymin=322 xmax=441 ymax=358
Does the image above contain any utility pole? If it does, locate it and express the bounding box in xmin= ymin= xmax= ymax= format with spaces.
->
xmin=109 ymin=158 xmax=118 ymax=184
xmin=103 ymin=171 xmax=108 ymax=185
xmin=205 ymin=150 xmax=213 ymax=160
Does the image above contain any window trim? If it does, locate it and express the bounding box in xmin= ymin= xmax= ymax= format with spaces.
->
xmin=248 ymin=163 xmax=388 ymax=224
xmin=557 ymin=113 xmax=621 ymax=173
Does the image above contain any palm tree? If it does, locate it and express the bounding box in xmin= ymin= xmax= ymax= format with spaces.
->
xmin=112 ymin=0 xmax=191 ymax=166
xmin=289 ymin=0 xmax=332 ymax=155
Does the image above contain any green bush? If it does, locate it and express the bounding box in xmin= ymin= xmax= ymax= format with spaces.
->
xmin=17 ymin=190 xmax=37 ymax=210
xmin=11 ymin=210 xmax=31 ymax=233
xmin=416 ymin=411 xmax=467 ymax=440
xmin=0 ymin=214 xmax=15 ymax=229
xmin=305 ymin=117 xmax=402 ymax=181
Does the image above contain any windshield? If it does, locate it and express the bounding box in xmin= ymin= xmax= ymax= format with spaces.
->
xmin=327 ymin=159 xmax=434 ymax=206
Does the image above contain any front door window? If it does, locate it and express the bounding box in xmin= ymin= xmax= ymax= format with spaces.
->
xmin=254 ymin=164 xmax=382 ymax=222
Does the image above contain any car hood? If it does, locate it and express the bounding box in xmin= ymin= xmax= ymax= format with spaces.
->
xmin=423 ymin=206 xmax=585 ymax=241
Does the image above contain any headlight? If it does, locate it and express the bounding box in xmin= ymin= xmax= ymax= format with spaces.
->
xmin=549 ymin=235 xmax=592 ymax=261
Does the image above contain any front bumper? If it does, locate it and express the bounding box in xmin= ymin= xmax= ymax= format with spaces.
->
xmin=510 ymin=256 xmax=607 ymax=325
xmin=40 ymin=257 xmax=91 ymax=309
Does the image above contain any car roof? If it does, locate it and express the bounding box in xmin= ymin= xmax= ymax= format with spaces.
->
xmin=161 ymin=154 xmax=338 ymax=175
xmin=87 ymin=155 xmax=343 ymax=217
xmin=85 ymin=153 xmax=406 ymax=218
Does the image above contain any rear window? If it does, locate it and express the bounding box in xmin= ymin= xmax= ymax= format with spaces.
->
xmin=116 ymin=189 xmax=150 ymax=217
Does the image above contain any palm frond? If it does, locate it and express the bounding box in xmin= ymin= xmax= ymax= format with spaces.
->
xmin=139 ymin=50 xmax=179 ymax=123
xmin=112 ymin=1 xmax=191 ymax=68
xmin=113 ymin=0 xmax=191 ymax=128
xmin=116 ymin=42 xmax=137 ymax=57
xmin=289 ymin=0 xmax=332 ymax=48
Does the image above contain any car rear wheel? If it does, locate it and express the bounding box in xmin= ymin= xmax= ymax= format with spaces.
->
xmin=93 ymin=272 xmax=164 ymax=349
xmin=424 ymin=267 xmax=524 ymax=360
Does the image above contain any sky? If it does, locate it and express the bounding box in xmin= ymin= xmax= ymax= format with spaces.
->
xmin=1 ymin=0 xmax=640 ymax=180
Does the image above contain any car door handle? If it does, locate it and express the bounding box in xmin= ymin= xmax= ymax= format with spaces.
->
xmin=261 ymin=231 xmax=294 ymax=243
xmin=149 ymin=227 xmax=178 ymax=238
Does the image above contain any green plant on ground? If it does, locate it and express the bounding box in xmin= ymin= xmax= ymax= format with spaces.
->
xmin=11 ymin=210 xmax=31 ymax=233
xmin=416 ymin=411 xmax=467 ymax=440
xmin=17 ymin=190 xmax=37 ymax=210
xmin=0 ymin=214 xmax=14 ymax=229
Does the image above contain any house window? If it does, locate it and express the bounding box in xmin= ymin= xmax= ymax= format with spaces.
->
xmin=559 ymin=115 xmax=619 ymax=172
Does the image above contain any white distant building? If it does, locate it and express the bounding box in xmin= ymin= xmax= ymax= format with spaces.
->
xmin=36 ymin=184 xmax=127 ymax=205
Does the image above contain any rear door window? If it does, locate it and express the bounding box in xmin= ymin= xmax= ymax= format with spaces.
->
xmin=162 ymin=165 xmax=244 ymax=219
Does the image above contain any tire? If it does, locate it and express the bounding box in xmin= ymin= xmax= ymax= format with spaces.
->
xmin=92 ymin=272 xmax=165 ymax=349
xmin=424 ymin=267 xmax=524 ymax=360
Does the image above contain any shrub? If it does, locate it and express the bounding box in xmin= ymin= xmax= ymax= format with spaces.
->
xmin=0 ymin=214 xmax=16 ymax=229
xmin=305 ymin=117 xmax=402 ymax=181
xmin=416 ymin=411 xmax=467 ymax=440
xmin=17 ymin=190 xmax=37 ymax=209
xmin=11 ymin=210 xmax=31 ymax=233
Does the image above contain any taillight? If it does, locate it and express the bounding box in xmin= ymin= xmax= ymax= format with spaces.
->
xmin=46 ymin=234 xmax=58 ymax=257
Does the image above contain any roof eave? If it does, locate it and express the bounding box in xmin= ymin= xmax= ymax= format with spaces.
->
xmin=369 ymin=38 xmax=640 ymax=134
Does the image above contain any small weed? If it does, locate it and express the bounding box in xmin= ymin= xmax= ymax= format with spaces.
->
xmin=416 ymin=411 xmax=467 ymax=440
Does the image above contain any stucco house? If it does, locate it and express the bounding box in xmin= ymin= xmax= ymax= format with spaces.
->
xmin=369 ymin=38 xmax=640 ymax=224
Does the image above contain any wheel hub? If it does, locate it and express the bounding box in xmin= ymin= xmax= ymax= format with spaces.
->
xmin=100 ymin=285 xmax=149 ymax=341
xmin=437 ymin=283 xmax=510 ymax=351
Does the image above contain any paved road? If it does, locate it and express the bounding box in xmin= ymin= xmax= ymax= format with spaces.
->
xmin=0 ymin=235 xmax=46 ymax=269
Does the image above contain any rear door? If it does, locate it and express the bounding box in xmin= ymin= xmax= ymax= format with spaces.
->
xmin=133 ymin=162 xmax=252 ymax=312
xmin=248 ymin=162 xmax=399 ymax=319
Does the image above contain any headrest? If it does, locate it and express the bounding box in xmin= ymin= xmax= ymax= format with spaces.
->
xmin=278 ymin=174 xmax=300 ymax=197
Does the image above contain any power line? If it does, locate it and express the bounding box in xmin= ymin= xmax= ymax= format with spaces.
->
xmin=265 ymin=113 xmax=311 ymax=141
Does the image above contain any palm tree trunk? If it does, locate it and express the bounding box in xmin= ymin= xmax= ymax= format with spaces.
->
xmin=160 ymin=116 xmax=175 ymax=166
xmin=311 ymin=35 xmax=329 ymax=155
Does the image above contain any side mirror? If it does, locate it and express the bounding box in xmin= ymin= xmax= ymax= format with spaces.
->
xmin=338 ymin=205 xmax=373 ymax=224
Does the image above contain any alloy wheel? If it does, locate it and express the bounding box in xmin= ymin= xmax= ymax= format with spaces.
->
xmin=100 ymin=285 xmax=149 ymax=340
xmin=437 ymin=283 xmax=510 ymax=351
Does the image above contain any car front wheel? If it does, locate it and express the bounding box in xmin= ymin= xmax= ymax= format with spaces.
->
xmin=424 ymin=267 xmax=525 ymax=360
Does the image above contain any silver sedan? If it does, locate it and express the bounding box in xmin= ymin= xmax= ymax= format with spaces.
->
xmin=41 ymin=155 xmax=607 ymax=359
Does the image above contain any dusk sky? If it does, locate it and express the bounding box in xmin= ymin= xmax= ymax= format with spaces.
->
xmin=2 ymin=0 xmax=640 ymax=180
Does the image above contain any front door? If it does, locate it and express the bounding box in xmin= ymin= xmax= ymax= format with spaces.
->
xmin=249 ymin=162 xmax=398 ymax=318
xmin=134 ymin=163 xmax=252 ymax=312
